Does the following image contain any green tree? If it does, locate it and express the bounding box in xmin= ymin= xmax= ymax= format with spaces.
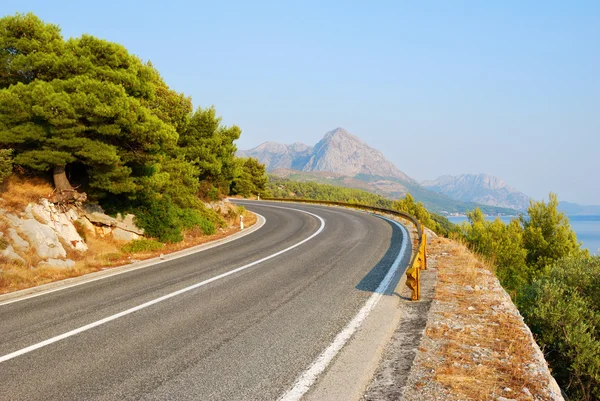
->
xmin=0 ymin=13 xmax=181 ymax=200
xmin=231 ymin=157 xmax=268 ymax=197
xmin=521 ymin=193 xmax=583 ymax=274
xmin=459 ymin=208 xmax=529 ymax=292
xmin=178 ymin=106 xmax=241 ymax=194
xmin=393 ymin=193 xmax=438 ymax=232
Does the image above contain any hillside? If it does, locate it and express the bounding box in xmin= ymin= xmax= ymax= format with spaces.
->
xmin=422 ymin=174 xmax=531 ymax=210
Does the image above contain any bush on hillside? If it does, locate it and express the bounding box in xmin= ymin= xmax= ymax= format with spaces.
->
xmin=518 ymin=255 xmax=600 ymax=401
xmin=0 ymin=149 xmax=13 ymax=183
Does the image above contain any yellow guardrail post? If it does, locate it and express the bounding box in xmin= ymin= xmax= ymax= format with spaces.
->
xmin=405 ymin=255 xmax=421 ymax=301
xmin=406 ymin=232 xmax=427 ymax=300
xmin=420 ymin=233 xmax=427 ymax=270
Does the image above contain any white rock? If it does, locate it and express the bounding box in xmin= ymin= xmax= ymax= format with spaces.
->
xmin=29 ymin=202 xmax=87 ymax=252
xmin=76 ymin=217 xmax=96 ymax=237
xmin=522 ymin=387 xmax=532 ymax=396
xmin=82 ymin=204 xmax=118 ymax=227
xmin=465 ymin=285 xmax=474 ymax=291
xmin=1 ymin=244 xmax=26 ymax=264
xmin=18 ymin=218 xmax=66 ymax=259
xmin=66 ymin=208 xmax=79 ymax=221
xmin=8 ymin=228 xmax=29 ymax=250
xmin=112 ymin=228 xmax=140 ymax=242
xmin=115 ymin=214 xmax=144 ymax=235
xmin=38 ymin=258 xmax=75 ymax=269
xmin=97 ymin=226 xmax=113 ymax=237
xmin=468 ymin=306 xmax=476 ymax=311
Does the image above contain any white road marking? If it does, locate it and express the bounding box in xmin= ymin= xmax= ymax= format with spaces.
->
xmin=0 ymin=213 xmax=267 ymax=307
xmin=0 ymin=206 xmax=325 ymax=364
xmin=278 ymin=216 xmax=410 ymax=401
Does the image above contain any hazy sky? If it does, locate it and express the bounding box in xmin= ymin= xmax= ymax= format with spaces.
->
xmin=3 ymin=1 xmax=599 ymax=204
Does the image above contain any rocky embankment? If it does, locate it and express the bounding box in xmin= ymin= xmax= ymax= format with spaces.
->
xmin=0 ymin=199 xmax=144 ymax=269
xmin=365 ymin=237 xmax=564 ymax=401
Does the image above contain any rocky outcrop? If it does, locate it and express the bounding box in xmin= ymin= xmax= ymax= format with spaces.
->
xmin=0 ymin=199 xmax=145 ymax=269
xmin=7 ymin=215 xmax=68 ymax=259
xmin=81 ymin=204 xmax=145 ymax=238
xmin=422 ymin=174 xmax=531 ymax=211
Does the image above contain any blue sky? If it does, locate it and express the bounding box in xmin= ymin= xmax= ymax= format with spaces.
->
xmin=3 ymin=1 xmax=599 ymax=204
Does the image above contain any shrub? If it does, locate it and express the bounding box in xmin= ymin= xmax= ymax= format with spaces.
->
xmin=121 ymin=238 xmax=164 ymax=253
xmin=134 ymin=196 xmax=184 ymax=243
xmin=0 ymin=149 xmax=13 ymax=183
xmin=518 ymin=255 xmax=600 ymax=401
xmin=175 ymin=208 xmax=216 ymax=235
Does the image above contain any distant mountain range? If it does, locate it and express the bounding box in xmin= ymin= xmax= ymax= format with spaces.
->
xmin=240 ymin=128 xmax=517 ymax=215
xmin=557 ymin=202 xmax=600 ymax=215
xmin=422 ymin=174 xmax=531 ymax=211
xmin=240 ymin=127 xmax=600 ymax=215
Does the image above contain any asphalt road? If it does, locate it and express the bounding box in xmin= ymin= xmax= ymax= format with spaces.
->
xmin=0 ymin=201 xmax=411 ymax=401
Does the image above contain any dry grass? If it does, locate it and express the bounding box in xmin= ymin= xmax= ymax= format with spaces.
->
xmin=0 ymin=208 xmax=258 ymax=295
xmin=0 ymin=175 xmax=53 ymax=213
xmin=414 ymin=237 xmax=557 ymax=401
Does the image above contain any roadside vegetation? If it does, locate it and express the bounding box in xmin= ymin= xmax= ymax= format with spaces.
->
xmin=0 ymin=12 xmax=268 ymax=244
xmin=455 ymin=193 xmax=599 ymax=401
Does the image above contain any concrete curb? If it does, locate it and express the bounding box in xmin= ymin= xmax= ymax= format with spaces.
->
xmin=0 ymin=213 xmax=266 ymax=306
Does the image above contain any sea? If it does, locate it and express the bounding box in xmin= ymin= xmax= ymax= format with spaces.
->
xmin=447 ymin=215 xmax=600 ymax=255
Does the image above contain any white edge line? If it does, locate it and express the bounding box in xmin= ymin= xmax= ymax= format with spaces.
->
xmin=0 ymin=212 xmax=267 ymax=307
xmin=0 ymin=205 xmax=325 ymax=363
xmin=278 ymin=216 xmax=410 ymax=401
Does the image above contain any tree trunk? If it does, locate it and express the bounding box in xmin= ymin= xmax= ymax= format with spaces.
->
xmin=53 ymin=165 xmax=73 ymax=192
xmin=52 ymin=165 xmax=86 ymax=203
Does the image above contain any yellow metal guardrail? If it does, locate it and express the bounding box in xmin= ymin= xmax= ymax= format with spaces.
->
xmin=260 ymin=198 xmax=427 ymax=301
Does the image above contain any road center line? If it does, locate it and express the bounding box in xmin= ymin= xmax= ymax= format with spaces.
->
xmin=0 ymin=205 xmax=325 ymax=364
xmin=278 ymin=215 xmax=410 ymax=401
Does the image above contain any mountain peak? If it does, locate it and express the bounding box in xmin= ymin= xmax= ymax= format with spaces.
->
xmin=323 ymin=127 xmax=361 ymax=142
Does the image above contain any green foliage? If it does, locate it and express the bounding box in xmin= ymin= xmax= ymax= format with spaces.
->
xmin=458 ymin=208 xmax=530 ymax=292
xmin=521 ymin=193 xmax=584 ymax=273
xmin=133 ymin=196 xmax=184 ymax=243
xmin=518 ymin=255 xmax=600 ymax=401
xmin=178 ymin=106 xmax=241 ymax=193
xmin=121 ymin=238 xmax=164 ymax=253
xmin=0 ymin=148 xmax=13 ymax=182
xmin=0 ymin=13 xmax=180 ymax=198
xmin=131 ymin=195 xmax=223 ymax=243
xmin=231 ymin=157 xmax=269 ymax=197
xmin=175 ymin=208 xmax=216 ymax=235
xmin=393 ymin=193 xmax=440 ymax=234
xmin=268 ymin=177 xmax=395 ymax=207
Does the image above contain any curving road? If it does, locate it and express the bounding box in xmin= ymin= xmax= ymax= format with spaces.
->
xmin=0 ymin=201 xmax=411 ymax=401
